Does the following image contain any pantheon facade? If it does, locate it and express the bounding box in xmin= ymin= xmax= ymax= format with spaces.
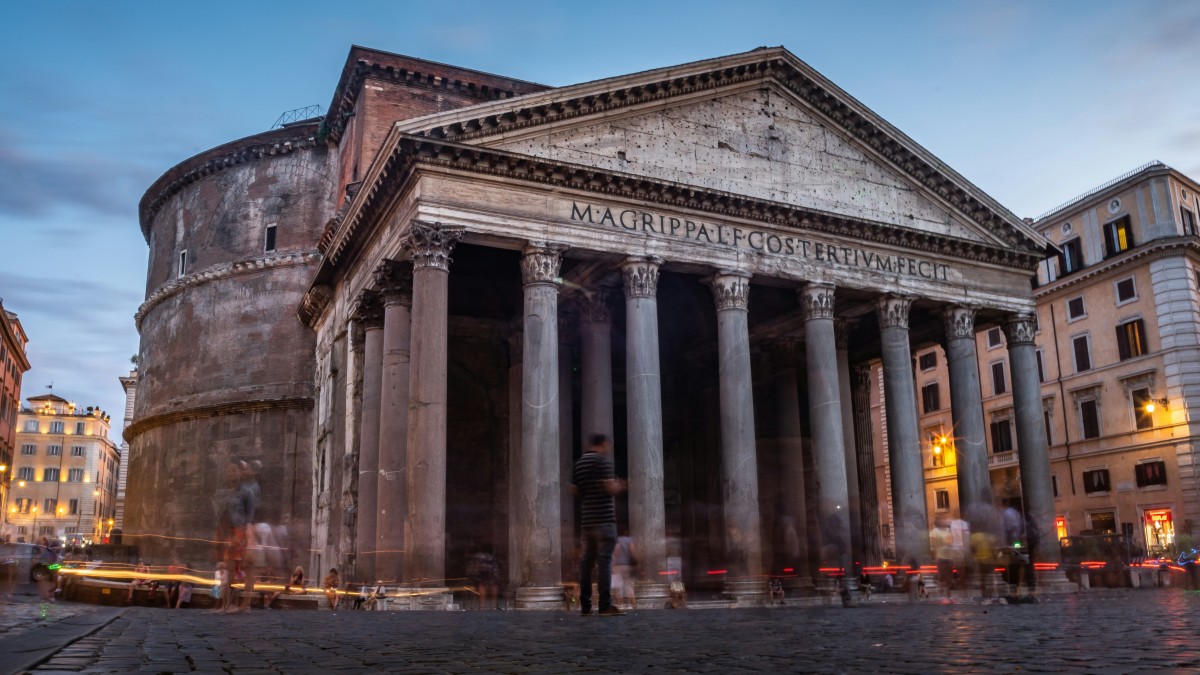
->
xmin=128 ymin=46 xmax=1054 ymax=607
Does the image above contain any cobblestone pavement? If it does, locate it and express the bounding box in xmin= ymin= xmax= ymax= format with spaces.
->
xmin=19 ymin=589 xmax=1200 ymax=674
xmin=0 ymin=596 xmax=100 ymax=639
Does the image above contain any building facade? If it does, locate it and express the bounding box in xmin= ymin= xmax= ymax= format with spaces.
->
xmin=0 ymin=302 xmax=30 ymax=538
xmin=10 ymin=394 xmax=119 ymax=544
xmin=132 ymin=46 xmax=1055 ymax=606
xmin=901 ymin=162 xmax=1200 ymax=556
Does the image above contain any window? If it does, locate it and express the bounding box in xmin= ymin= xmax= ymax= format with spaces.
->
xmin=43 ymin=498 xmax=57 ymax=513
xmin=42 ymin=468 xmax=59 ymax=482
xmin=1135 ymin=460 xmax=1168 ymax=488
xmin=47 ymin=445 xmax=61 ymax=456
xmin=1090 ymin=511 xmax=1116 ymax=533
xmin=918 ymin=352 xmax=937 ymax=371
xmin=1052 ymin=474 xmax=1059 ymax=498
xmin=991 ymin=361 xmax=1007 ymax=395
xmin=1115 ymin=319 xmax=1147 ymax=360
xmin=65 ymin=526 xmax=78 ymax=535
xmin=16 ymin=526 xmax=26 ymax=535
xmin=39 ymin=526 xmax=54 ymax=536
xmin=1066 ymin=297 xmax=1086 ymax=320
xmin=935 ymin=490 xmax=950 ymax=511
xmin=21 ymin=444 xmax=34 ymax=455
xmin=17 ymin=467 xmax=34 ymax=480
xmin=990 ymin=418 xmax=1014 ymax=453
xmin=71 ymin=446 xmax=84 ymax=457
xmin=921 ymin=383 xmax=940 ymax=414
xmin=16 ymin=498 xmax=30 ymax=514
xmin=68 ymin=468 xmax=83 ymax=482
xmin=178 ymin=250 xmax=188 ymax=277
xmin=1044 ymin=409 xmax=1053 ymax=445
xmin=50 ymin=421 xmax=63 ymax=434
xmin=1115 ymin=277 xmax=1137 ymax=304
xmin=68 ymin=498 xmax=79 ymax=515
xmin=1058 ymin=238 xmax=1085 ymax=275
xmin=1103 ymin=216 xmax=1133 ymax=257
xmin=1080 ymin=399 xmax=1101 ymax=438
xmin=1036 ymin=350 xmax=1045 ymax=383
xmin=1132 ymin=388 xmax=1154 ymax=430
xmin=986 ymin=328 xmax=1003 ymax=348
xmin=1072 ymin=335 xmax=1092 ymax=372
xmin=1183 ymin=208 xmax=1196 ymax=236
xmin=75 ymin=422 xmax=85 ymax=435
xmin=1083 ymin=468 xmax=1111 ymax=494
xmin=23 ymin=420 xmax=37 ymax=432
xmin=265 ymin=224 xmax=277 ymax=252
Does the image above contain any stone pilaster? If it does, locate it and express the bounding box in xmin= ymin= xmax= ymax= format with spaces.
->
xmin=800 ymin=284 xmax=855 ymax=592
xmin=710 ymin=270 xmax=764 ymax=602
xmin=402 ymin=221 xmax=462 ymax=586
xmin=876 ymin=295 xmax=930 ymax=566
xmin=376 ymin=261 xmax=412 ymax=584
xmin=620 ymin=256 xmax=668 ymax=603
xmin=515 ymin=242 xmax=567 ymax=609
xmin=942 ymin=306 xmax=993 ymax=531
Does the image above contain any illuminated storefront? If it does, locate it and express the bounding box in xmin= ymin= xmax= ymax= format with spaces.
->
xmin=1142 ymin=508 xmax=1175 ymax=554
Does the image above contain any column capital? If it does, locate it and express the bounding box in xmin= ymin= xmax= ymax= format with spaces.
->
xmin=404 ymin=220 xmax=464 ymax=271
xmin=1003 ymin=313 xmax=1038 ymax=346
xmin=578 ymin=289 xmax=614 ymax=323
xmin=709 ymin=270 xmax=751 ymax=311
xmin=375 ymin=260 xmax=413 ymax=308
xmin=798 ymin=282 xmax=835 ymax=321
xmin=876 ymin=295 xmax=914 ymax=330
xmin=853 ymin=364 xmax=873 ymax=392
xmin=353 ymin=290 xmax=384 ymax=329
xmin=621 ymin=256 xmax=664 ymax=299
xmin=942 ymin=306 xmax=977 ymax=340
xmin=520 ymin=241 xmax=568 ymax=287
xmin=834 ymin=319 xmax=856 ymax=351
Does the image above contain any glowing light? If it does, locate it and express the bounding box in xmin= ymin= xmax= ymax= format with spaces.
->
xmin=706 ymin=569 xmax=728 ymax=575
xmin=17 ymin=480 xmax=24 ymax=488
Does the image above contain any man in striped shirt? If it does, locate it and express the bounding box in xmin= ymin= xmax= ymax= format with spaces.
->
xmin=572 ymin=433 xmax=627 ymax=616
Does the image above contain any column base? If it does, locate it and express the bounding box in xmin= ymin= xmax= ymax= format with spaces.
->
xmin=721 ymin=579 xmax=767 ymax=607
xmin=633 ymin=581 xmax=669 ymax=609
xmin=515 ymin=585 xmax=568 ymax=611
xmin=784 ymin=576 xmax=816 ymax=594
xmin=389 ymin=586 xmax=455 ymax=611
xmin=1036 ymin=568 xmax=1076 ymax=594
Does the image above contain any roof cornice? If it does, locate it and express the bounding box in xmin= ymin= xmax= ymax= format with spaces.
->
xmin=385 ymin=47 xmax=1045 ymax=252
xmin=1034 ymin=236 xmax=1200 ymax=298
xmin=321 ymin=135 xmax=1048 ymax=279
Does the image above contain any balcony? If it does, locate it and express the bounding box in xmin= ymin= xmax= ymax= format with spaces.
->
xmin=989 ymin=451 xmax=1018 ymax=468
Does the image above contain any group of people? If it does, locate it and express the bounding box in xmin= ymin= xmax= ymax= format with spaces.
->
xmin=923 ymin=500 xmax=1041 ymax=602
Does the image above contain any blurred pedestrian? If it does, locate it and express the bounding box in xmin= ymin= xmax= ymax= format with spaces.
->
xmin=930 ymin=516 xmax=954 ymax=600
xmin=612 ymin=531 xmax=637 ymax=610
xmin=466 ymin=548 xmax=499 ymax=610
xmin=571 ymin=433 xmax=626 ymax=617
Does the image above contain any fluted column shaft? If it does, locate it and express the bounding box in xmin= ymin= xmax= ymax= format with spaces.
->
xmin=514 ymin=242 xmax=566 ymax=608
xmin=622 ymin=257 xmax=667 ymax=596
xmin=355 ymin=295 xmax=384 ymax=583
xmin=403 ymin=221 xmax=462 ymax=585
xmin=1005 ymin=314 xmax=1060 ymax=565
xmin=376 ymin=262 xmax=412 ymax=584
xmin=800 ymin=284 xmax=854 ymax=582
xmin=877 ymin=295 xmax=930 ymax=566
xmin=943 ymin=307 xmax=993 ymax=527
xmin=711 ymin=270 xmax=763 ymax=591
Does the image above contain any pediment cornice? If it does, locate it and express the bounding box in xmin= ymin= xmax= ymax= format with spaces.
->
xmin=321 ymin=134 xmax=1046 ymax=276
xmin=389 ymin=48 xmax=1045 ymax=253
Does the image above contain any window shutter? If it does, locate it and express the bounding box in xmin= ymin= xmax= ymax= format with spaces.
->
xmin=1103 ymin=223 xmax=1116 ymax=258
xmin=1116 ymin=324 xmax=1131 ymax=360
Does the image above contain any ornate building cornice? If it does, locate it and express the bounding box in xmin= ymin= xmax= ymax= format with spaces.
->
xmin=876 ymin=295 xmax=913 ymax=330
xmin=1002 ymin=313 xmax=1037 ymax=346
xmin=404 ymin=220 xmax=464 ymax=271
xmin=709 ymin=270 xmax=751 ymax=311
xmin=298 ymin=284 xmax=333 ymax=328
xmin=621 ymin=256 xmax=663 ymax=299
xmin=799 ymin=283 xmax=835 ymax=321
xmin=136 ymin=251 xmax=320 ymax=331
xmin=520 ymin=242 xmax=568 ymax=287
xmin=943 ymin=306 xmax=977 ymax=341
xmin=124 ymin=397 xmax=313 ymax=442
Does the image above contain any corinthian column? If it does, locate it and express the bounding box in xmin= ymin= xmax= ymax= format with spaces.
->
xmin=376 ymin=261 xmax=412 ymax=584
xmin=354 ymin=291 xmax=383 ymax=584
xmin=768 ymin=339 xmax=811 ymax=588
xmin=1004 ymin=314 xmax=1061 ymax=569
xmin=799 ymin=284 xmax=855 ymax=590
xmin=579 ymin=292 xmax=615 ymax=454
xmin=402 ymin=221 xmax=462 ymax=586
xmin=876 ymin=295 xmax=930 ymax=567
xmin=943 ymin=306 xmax=993 ymax=528
xmin=710 ymin=270 xmax=764 ymax=601
xmin=835 ymin=320 xmax=863 ymax=577
xmin=621 ymin=256 xmax=668 ymax=602
xmin=514 ymin=242 xmax=567 ymax=609
xmin=853 ymin=365 xmax=883 ymax=565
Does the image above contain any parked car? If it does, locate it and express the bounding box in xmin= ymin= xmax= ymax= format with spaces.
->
xmin=1060 ymin=533 xmax=1143 ymax=587
xmin=0 ymin=543 xmax=63 ymax=582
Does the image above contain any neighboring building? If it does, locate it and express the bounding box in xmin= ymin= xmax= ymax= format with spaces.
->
xmin=10 ymin=394 xmax=119 ymax=544
xmin=114 ymin=369 xmax=137 ymax=531
xmin=0 ymin=302 xmax=31 ymax=537
xmin=899 ymin=161 xmax=1200 ymax=557
xmin=132 ymin=46 xmax=1053 ymax=605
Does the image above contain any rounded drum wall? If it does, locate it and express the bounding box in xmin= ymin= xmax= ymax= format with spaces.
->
xmin=128 ymin=142 xmax=334 ymax=563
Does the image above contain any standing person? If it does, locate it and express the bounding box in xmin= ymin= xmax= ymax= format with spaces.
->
xmin=571 ymin=433 xmax=626 ymax=617
xmin=612 ymin=531 xmax=638 ymax=610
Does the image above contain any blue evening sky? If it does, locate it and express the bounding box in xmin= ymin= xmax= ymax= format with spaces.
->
xmin=1 ymin=0 xmax=1197 ymax=441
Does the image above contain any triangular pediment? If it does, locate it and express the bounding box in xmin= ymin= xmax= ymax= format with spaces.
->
xmin=386 ymin=47 xmax=1047 ymax=254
